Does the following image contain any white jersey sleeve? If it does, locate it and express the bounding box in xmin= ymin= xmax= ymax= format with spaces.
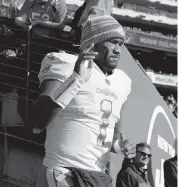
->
xmin=115 ymin=69 xmax=132 ymax=105
xmin=38 ymin=51 xmax=78 ymax=84
xmin=124 ymin=72 xmax=132 ymax=99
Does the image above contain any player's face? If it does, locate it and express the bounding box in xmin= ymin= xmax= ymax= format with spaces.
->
xmin=135 ymin=147 xmax=152 ymax=167
xmin=94 ymin=37 xmax=124 ymax=72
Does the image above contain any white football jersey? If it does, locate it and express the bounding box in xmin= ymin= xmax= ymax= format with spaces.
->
xmin=38 ymin=51 xmax=131 ymax=172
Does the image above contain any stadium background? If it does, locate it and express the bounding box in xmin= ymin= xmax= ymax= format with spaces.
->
xmin=0 ymin=0 xmax=177 ymax=186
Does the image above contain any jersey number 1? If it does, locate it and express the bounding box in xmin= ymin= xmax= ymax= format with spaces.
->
xmin=97 ymin=99 xmax=112 ymax=147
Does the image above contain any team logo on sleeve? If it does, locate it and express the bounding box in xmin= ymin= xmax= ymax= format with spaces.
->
xmin=41 ymin=64 xmax=52 ymax=73
xmin=47 ymin=53 xmax=54 ymax=60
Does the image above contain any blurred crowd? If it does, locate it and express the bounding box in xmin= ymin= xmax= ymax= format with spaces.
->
xmin=164 ymin=94 xmax=177 ymax=118
xmin=124 ymin=26 xmax=177 ymax=41
xmin=118 ymin=3 xmax=177 ymax=19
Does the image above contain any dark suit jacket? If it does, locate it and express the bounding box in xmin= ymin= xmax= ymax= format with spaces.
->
xmin=116 ymin=164 xmax=152 ymax=187
xmin=164 ymin=156 xmax=177 ymax=187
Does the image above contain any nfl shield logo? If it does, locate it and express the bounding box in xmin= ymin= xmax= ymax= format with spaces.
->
xmin=41 ymin=64 xmax=52 ymax=73
xmin=105 ymin=79 xmax=111 ymax=85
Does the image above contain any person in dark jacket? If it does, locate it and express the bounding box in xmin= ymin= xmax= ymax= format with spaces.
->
xmin=120 ymin=157 xmax=132 ymax=172
xmin=116 ymin=142 xmax=152 ymax=187
xmin=71 ymin=0 xmax=88 ymax=42
xmin=164 ymin=138 xmax=177 ymax=187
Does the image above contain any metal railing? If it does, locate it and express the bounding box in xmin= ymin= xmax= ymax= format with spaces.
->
xmin=0 ymin=17 xmax=80 ymax=128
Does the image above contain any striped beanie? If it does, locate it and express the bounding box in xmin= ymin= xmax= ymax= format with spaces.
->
xmin=80 ymin=7 xmax=125 ymax=50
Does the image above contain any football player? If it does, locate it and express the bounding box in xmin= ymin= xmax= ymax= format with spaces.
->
xmin=29 ymin=10 xmax=136 ymax=187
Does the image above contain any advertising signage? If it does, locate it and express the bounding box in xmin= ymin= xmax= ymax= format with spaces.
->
xmin=147 ymin=71 xmax=178 ymax=88
xmin=125 ymin=31 xmax=177 ymax=53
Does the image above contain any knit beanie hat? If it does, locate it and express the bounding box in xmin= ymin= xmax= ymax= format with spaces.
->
xmin=80 ymin=6 xmax=125 ymax=50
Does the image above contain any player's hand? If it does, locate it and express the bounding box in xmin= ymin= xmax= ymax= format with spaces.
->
xmin=119 ymin=132 xmax=136 ymax=159
xmin=74 ymin=43 xmax=98 ymax=82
